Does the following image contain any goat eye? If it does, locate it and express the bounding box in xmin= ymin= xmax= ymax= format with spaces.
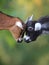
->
xmin=27 ymin=27 xmax=33 ymax=31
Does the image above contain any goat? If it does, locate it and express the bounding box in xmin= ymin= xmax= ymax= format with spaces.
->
xmin=24 ymin=15 xmax=49 ymax=43
xmin=0 ymin=11 xmax=25 ymax=43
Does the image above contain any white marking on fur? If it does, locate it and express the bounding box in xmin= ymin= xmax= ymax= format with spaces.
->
xmin=35 ymin=23 xmax=41 ymax=31
xmin=24 ymin=35 xmax=30 ymax=40
xmin=16 ymin=38 xmax=22 ymax=42
xmin=18 ymin=38 xmax=22 ymax=41
xmin=16 ymin=21 xmax=23 ymax=29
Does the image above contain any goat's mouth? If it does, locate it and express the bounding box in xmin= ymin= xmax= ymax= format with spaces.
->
xmin=17 ymin=37 xmax=23 ymax=43
xmin=17 ymin=30 xmax=25 ymax=43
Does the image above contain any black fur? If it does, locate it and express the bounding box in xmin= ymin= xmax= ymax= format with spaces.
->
xmin=24 ymin=16 xmax=49 ymax=43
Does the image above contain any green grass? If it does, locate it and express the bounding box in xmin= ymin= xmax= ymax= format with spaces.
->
xmin=0 ymin=31 xmax=49 ymax=65
xmin=0 ymin=0 xmax=49 ymax=65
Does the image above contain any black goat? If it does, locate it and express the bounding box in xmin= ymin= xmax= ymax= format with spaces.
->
xmin=24 ymin=15 xmax=49 ymax=43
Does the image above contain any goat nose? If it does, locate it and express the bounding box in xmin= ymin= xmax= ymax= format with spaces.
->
xmin=24 ymin=38 xmax=32 ymax=43
xmin=24 ymin=38 xmax=30 ymax=43
xmin=24 ymin=35 xmax=30 ymax=40
xmin=24 ymin=35 xmax=31 ymax=43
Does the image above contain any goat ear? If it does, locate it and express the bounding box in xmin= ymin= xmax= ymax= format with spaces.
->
xmin=25 ymin=15 xmax=33 ymax=23
xmin=35 ymin=23 xmax=42 ymax=31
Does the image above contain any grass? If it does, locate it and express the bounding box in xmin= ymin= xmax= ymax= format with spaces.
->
xmin=0 ymin=0 xmax=49 ymax=65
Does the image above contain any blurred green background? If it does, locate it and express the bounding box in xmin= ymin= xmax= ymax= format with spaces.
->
xmin=0 ymin=0 xmax=49 ymax=65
